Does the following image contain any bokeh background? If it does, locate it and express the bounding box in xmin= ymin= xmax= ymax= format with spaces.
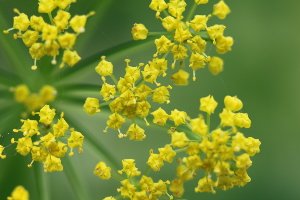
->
xmin=0 ymin=0 xmax=300 ymax=199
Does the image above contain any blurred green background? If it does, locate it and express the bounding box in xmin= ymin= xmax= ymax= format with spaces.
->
xmin=1 ymin=0 xmax=300 ymax=199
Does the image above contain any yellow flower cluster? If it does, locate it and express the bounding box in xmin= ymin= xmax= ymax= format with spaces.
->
xmin=84 ymin=56 xmax=174 ymax=139
xmin=133 ymin=0 xmax=233 ymax=82
xmin=95 ymin=159 xmax=174 ymax=200
xmin=10 ymin=105 xmax=84 ymax=172
xmin=7 ymin=185 xmax=29 ymax=200
xmin=11 ymin=84 xmax=57 ymax=113
xmin=158 ymin=95 xmax=259 ymax=196
xmin=3 ymin=1 xmax=94 ymax=70
xmin=85 ymin=1 xmax=261 ymax=199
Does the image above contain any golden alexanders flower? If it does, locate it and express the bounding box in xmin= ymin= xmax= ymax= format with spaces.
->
xmin=3 ymin=2 xmax=94 ymax=70
xmin=11 ymin=105 xmax=84 ymax=172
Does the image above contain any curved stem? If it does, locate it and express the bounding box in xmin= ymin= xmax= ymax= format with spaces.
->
xmin=63 ymin=156 xmax=91 ymax=200
xmin=186 ymin=3 xmax=198 ymax=22
xmin=143 ymin=165 xmax=152 ymax=176
xmin=34 ymin=164 xmax=50 ymax=200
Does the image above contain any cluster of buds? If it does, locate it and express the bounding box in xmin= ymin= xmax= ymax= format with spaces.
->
xmin=83 ymin=56 xmax=174 ymax=139
xmin=9 ymin=105 xmax=84 ymax=172
xmin=94 ymin=159 xmax=174 ymax=200
xmin=131 ymin=0 xmax=233 ymax=82
xmin=3 ymin=0 xmax=94 ymax=70
xmin=11 ymin=84 xmax=57 ymax=113
xmin=148 ymin=95 xmax=260 ymax=196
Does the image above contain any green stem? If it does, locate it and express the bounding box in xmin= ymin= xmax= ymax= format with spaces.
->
xmin=48 ymin=12 xmax=54 ymax=25
xmin=110 ymin=74 xmax=118 ymax=85
xmin=174 ymin=147 xmax=187 ymax=153
xmin=135 ymin=78 xmax=145 ymax=88
xmin=148 ymin=31 xmax=169 ymax=36
xmin=162 ymin=9 xmax=169 ymax=17
xmin=206 ymin=113 xmax=211 ymax=134
xmin=111 ymin=172 xmax=124 ymax=182
xmin=63 ymin=156 xmax=91 ymax=200
xmin=186 ymin=3 xmax=198 ymax=22
xmin=143 ymin=165 xmax=152 ymax=176
xmin=34 ymin=164 xmax=50 ymax=200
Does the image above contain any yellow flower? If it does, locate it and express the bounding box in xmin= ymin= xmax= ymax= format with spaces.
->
xmin=42 ymin=24 xmax=58 ymax=41
xmin=61 ymin=49 xmax=81 ymax=67
xmin=30 ymin=15 xmax=45 ymax=32
xmin=44 ymin=40 xmax=60 ymax=57
xmin=195 ymin=176 xmax=216 ymax=193
xmin=149 ymin=0 xmax=168 ymax=18
xmin=152 ymin=86 xmax=172 ymax=104
xmin=190 ymin=115 xmax=208 ymax=136
xmin=187 ymin=35 xmax=206 ymax=53
xmin=83 ymin=97 xmax=100 ymax=115
xmin=38 ymin=0 xmax=57 ymax=13
xmin=136 ymin=100 xmax=151 ymax=119
xmin=13 ymin=10 xmax=30 ymax=31
xmin=194 ymin=0 xmax=209 ymax=5
xmin=219 ymin=108 xmax=234 ymax=127
xmin=142 ymin=64 xmax=159 ymax=84
xmin=199 ymin=95 xmax=218 ymax=114
xmin=209 ymin=56 xmax=223 ymax=75
xmin=16 ymin=119 xmax=40 ymax=137
xmin=171 ymin=131 xmax=189 ymax=148
xmin=131 ymin=23 xmax=148 ymax=40
xmin=15 ymin=136 xmax=33 ymax=156
xmin=95 ymin=56 xmax=113 ymax=76
xmin=170 ymin=69 xmax=189 ymax=85
xmin=174 ymin=26 xmax=192 ymax=43
xmin=234 ymin=113 xmax=251 ymax=128
xmin=126 ymin=124 xmax=146 ymax=141
xmin=161 ymin=16 xmax=180 ymax=31
xmin=176 ymin=165 xmax=193 ymax=181
xmin=31 ymin=146 xmax=48 ymax=163
xmin=236 ymin=153 xmax=252 ymax=169
xmin=0 ymin=145 xmax=6 ymax=159
xmin=169 ymin=178 xmax=184 ymax=197
xmin=158 ymin=145 xmax=176 ymax=163
xmin=55 ymin=0 xmax=73 ymax=9
xmin=189 ymin=15 xmax=209 ymax=32
xmin=216 ymin=36 xmax=233 ymax=54
xmin=54 ymin=10 xmax=71 ymax=30
xmin=170 ymin=44 xmax=188 ymax=60
xmin=14 ymin=84 xmax=29 ymax=103
xmin=70 ymin=15 xmax=87 ymax=33
xmin=44 ymin=154 xmax=63 ymax=172
xmin=106 ymin=113 xmax=125 ymax=130
xmin=68 ymin=129 xmax=84 ymax=155
xmin=21 ymin=30 xmax=39 ymax=47
xmin=154 ymin=35 xmax=174 ymax=54
xmin=94 ymin=161 xmax=111 ymax=179
xmin=206 ymin=24 xmax=226 ymax=44
xmin=182 ymin=155 xmax=203 ymax=171
xmin=245 ymin=137 xmax=261 ymax=156
xmin=224 ymin=95 xmax=243 ymax=112
xmin=151 ymin=107 xmax=169 ymax=126
xmin=118 ymin=159 xmax=141 ymax=177
xmin=53 ymin=113 xmax=69 ymax=137
xmin=39 ymin=85 xmax=57 ymax=103
xmin=169 ymin=109 xmax=187 ymax=126
xmin=7 ymin=186 xmax=29 ymax=200
xmin=147 ymin=152 xmax=164 ymax=171
xmin=124 ymin=61 xmax=141 ymax=84
xmin=168 ymin=0 xmax=187 ymax=17
xmin=38 ymin=105 xmax=56 ymax=124
xmin=29 ymin=43 xmax=45 ymax=60
xmin=213 ymin=0 xmax=231 ymax=19
xmin=100 ymin=82 xmax=116 ymax=101
xmin=58 ymin=32 xmax=77 ymax=49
